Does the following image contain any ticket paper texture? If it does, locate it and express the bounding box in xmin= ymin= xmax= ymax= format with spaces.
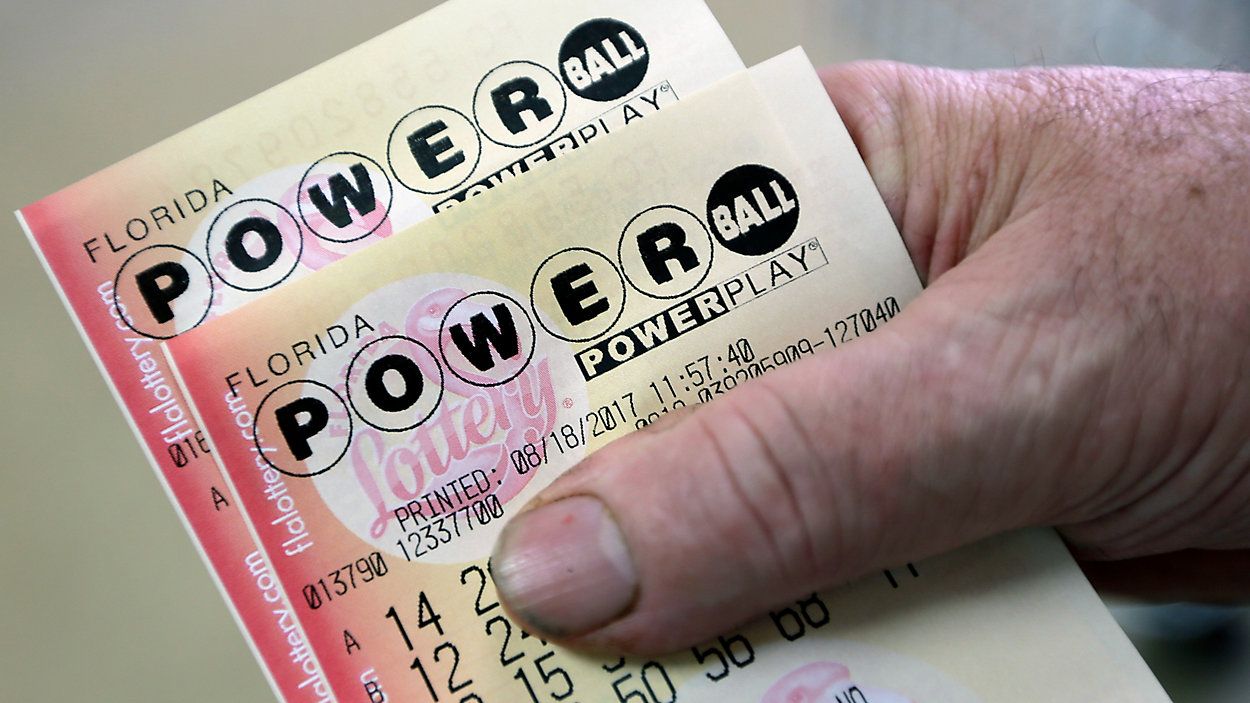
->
xmin=16 ymin=1 xmax=742 ymax=699
xmin=167 ymin=51 xmax=1171 ymax=703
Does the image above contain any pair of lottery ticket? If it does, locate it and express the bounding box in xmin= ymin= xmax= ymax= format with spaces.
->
xmin=19 ymin=0 xmax=1173 ymax=701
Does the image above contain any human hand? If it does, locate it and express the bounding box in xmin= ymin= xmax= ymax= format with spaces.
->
xmin=489 ymin=62 xmax=1250 ymax=654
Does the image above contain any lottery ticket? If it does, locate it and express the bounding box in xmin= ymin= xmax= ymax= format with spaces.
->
xmin=15 ymin=1 xmax=742 ymax=698
xmin=165 ymin=50 xmax=1171 ymax=702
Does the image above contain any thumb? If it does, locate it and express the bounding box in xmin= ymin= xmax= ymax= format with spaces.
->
xmin=489 ymin=64 xmax=1063 ymax=654
xmin=489 ymin=270 xmax=1050 ymax=654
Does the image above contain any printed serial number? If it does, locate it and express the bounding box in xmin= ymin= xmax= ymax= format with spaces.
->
xmin=302 ymin=551 xmax=388 ymax=611
xmin=693 ymin=296 xmax=901 ymax=403
xmin=825 ymin=296 xmax=901 ymax=345
xmin=395 ymin=495 xmax=505 ymax=562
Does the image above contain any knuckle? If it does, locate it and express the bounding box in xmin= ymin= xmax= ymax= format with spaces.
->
xmin=688 ymin=384 xmax=836 ymax=583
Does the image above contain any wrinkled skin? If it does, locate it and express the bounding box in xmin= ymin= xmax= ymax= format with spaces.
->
xmin=494 ymin=63 xmax=1250 ymax=654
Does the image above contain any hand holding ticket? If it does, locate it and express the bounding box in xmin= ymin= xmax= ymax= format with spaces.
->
xmin=167 ymin=51 xmax=1172 ymax=702
xmin=488 ymin=59 xmax=1250 ymax=653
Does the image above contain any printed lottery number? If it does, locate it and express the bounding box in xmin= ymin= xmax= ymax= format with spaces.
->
xmin=460 ymin=564 xmax=583 ymax=702
xmin=689 ymin=632 xmax=756 ymax=682
xmin=601 ymin=659 xmax=677 ymax=703
xmin=386 ymin=591 xmax=483 ymax=702
xmin=302 ymin=552 xmax=388 ymax=610
xmin=769 ymin=593 xmax=833 ymax=642
xmin=883 ymin=562 xmax=922 ymax=588
xmin=459 ymin=564 xmax=499 ymax=616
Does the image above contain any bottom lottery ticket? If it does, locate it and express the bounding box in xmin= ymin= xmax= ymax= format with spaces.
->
xmin=166 ymin=50 xmax=1170 ymax=702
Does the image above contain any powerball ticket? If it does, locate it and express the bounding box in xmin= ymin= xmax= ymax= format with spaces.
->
xmin=15 ymin=0 xmax=742 ymax=698
xmin=166 ymin=50 xmax=1171 ymax=702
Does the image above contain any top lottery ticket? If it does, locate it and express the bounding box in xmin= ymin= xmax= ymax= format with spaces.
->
xmin=16 ymin=0 xmax=742 ymax=698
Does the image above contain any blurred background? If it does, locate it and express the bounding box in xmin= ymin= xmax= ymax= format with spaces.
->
xmin=1 ymin=1 xmax=1246 ymax=700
